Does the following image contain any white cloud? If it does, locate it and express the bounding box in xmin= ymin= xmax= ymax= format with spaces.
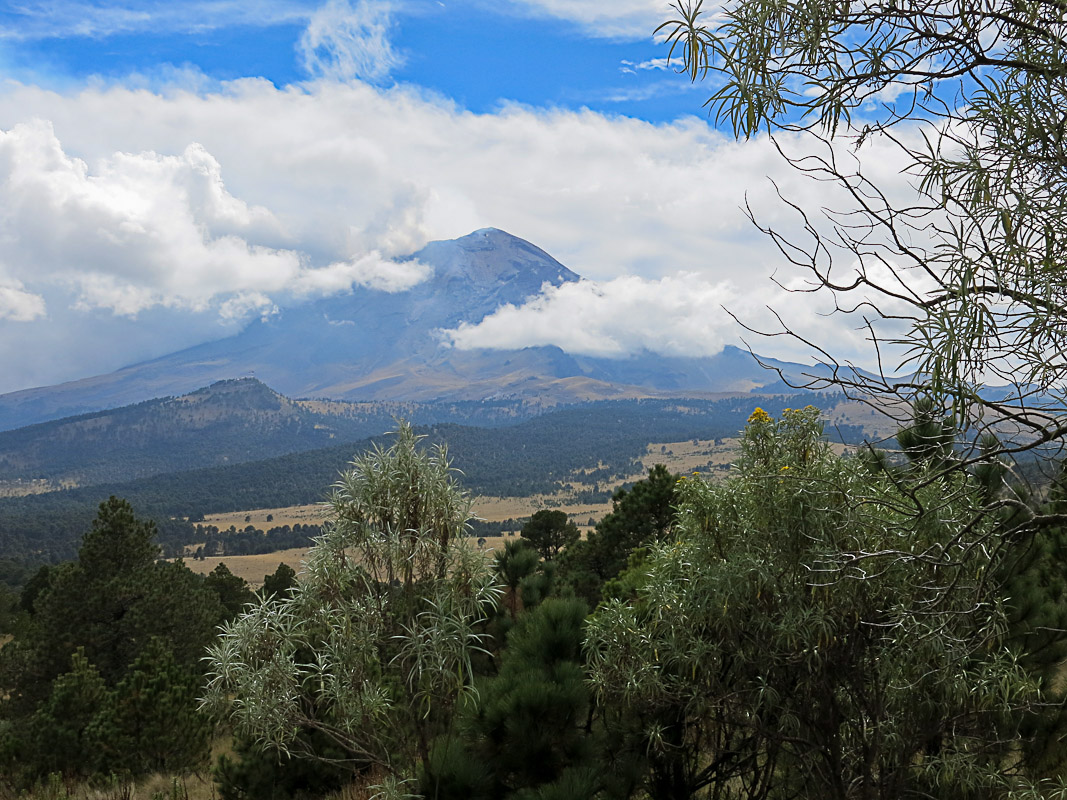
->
xmin=598 ymin=78 xmax=703 ymax=103
xmin=298 ymin=0 xmax=403 ymax=82
xmin=0 ymin=1 xmax=315 ymax=40
xmin=502 ymin=0 xmax=674 ymax=39
xmin=0 ymin=118 xmax=433 ymax=320
xmin=620 ymin=56 xmax=672 ymax=74
xmin=218 ymin=292 xmax=278 ymax=322
xmin=0 ymin=120 xmax=300 ymax=316
xmin=0 ymin=278 xmax=46 ymax=321
xmin=441 ymin=274 xmax=737 ymax=358
xmin=0 ymin=78 xmax=921 ymax=393
xmin=294 ymin=253 xmax=431 ymax=294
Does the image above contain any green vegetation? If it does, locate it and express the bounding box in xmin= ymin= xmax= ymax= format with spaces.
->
xmin=0 ymin=497 xmax=224 ymax=788
xmin=586 ymin=407 xmax=1046 ymax=797
xmin=659 ymin=0 xmax=1067 ymax=469
xmin=203 ymin=423 xmax=501 ymax=786
xmin=520 ymin=510 xmax=579 ymax=560
xmin=1 ymin=405 xmax=1065 ymax=798
xmin=558 ymin=464 xmax=678 ymax=605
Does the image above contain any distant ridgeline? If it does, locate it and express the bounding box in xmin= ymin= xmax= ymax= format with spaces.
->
xmin=0 ymin=394 xmax=863 ymax=572
xmin=0 ymin=378 xmax=551 ymax=489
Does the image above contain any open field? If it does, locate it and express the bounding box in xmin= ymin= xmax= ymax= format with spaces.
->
xmin=191 ymin=435 xmax=741 ymax=581
xmin=0 ymin=478 xmax=73 ymax=498
xmin=182 ymin=546 xmax=316 ymax=584
xmin=205 ymin=502 xmax=330 ymax=530
xmin=182 ymin=538 xmax=516 ymax=585
xmin=193 ymin=428 xmax=866 ymax=584
xmin=204 ymin=435 xmax=742 ymax=536
xmin=206 ymin=494 xmax=617 ymax=533
xmin=639 ymin=437 xmax=739 ymax=475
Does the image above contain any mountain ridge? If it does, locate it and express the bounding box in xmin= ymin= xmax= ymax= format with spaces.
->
xmin=0 ymin=228 xmax=827 ymax=431
xmin=0 ymin=376 xmax=597 ymax=493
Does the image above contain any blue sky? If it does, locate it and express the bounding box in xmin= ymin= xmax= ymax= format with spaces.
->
xmin=0 ymin=1 xmax=698 ymax=120
xmin=0 ymin=1 xmax=904 ymax=394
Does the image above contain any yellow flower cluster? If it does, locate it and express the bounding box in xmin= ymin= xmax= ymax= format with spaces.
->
xmin=748 ymin=407 xmax=772 ymax=424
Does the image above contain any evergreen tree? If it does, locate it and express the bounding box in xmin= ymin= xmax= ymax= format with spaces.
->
xmin=15 ymin=497 xmax=222 ymax=698
xmin=0 ymin=497 xmax=222 ymax=786
xmin=214 ymin=735 xmax=349 ymax=800
xmin=17 ymin=564 xmax=52 ymax=614
xmin=520 ymin=510 xmax=579 ymax=561
xmin=895 ymin=397 xmax=957 ymax=470
xmin=421 ymin=598 xmax=603 ymax=800
xmin=493 ymin=539 xmax=539 ymax=619
xmin=559 ymin=465 xmax=677 ymax=604
xmin=93 ymin=637 xmax=212 ymax=776
xmin=22 ymin=648 xmax=111 ymax=781
xmin=204 ymin=562 xmax=254 ymax=620
xmin=261 ymin=562 xmax=297 ymax=600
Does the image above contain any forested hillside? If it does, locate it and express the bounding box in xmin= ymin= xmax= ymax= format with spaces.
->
xmin=0 ymin=378 xmax=554 ymax=491
xmin=0 ymin=394 xmax=861 ymax=564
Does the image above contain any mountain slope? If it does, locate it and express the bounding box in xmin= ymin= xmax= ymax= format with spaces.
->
xmin=0 ymin=228 xmax=829 ymax=431
xmin=0 ymin=379 xmax=380 ymax=490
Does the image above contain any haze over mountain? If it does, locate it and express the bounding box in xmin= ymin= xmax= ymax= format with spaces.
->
xmin=0 ymin=228 xmax=819 ymax=431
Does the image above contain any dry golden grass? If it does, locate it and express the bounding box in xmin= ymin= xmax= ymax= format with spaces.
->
xmin=822 ymin=397 xmax=904 ymax=441
xmin=180 ymin=534 xmax=531 ymax=584
xmin=15 ymin=737 xmax=235 ymax=799
xmin=134 ymin=772 xmax=217 ymax=800
xmin=205 ymin=503 xmax=329 ymax=530
xmin=182 ymin=547 xmax=313 ymax=585
xmin=471 ymin=495 xmax=612 ymax=527
xmin=0 ymin=478 xmax=74 ymax=498
xmin=639 ymin=437 xmax=739 ymax=476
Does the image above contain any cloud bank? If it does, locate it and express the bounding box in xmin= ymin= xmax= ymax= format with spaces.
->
xmin=0 ymin=77 xmax=916 ymax=394
xmin=441 ymin=275 xmax=736 ymax=358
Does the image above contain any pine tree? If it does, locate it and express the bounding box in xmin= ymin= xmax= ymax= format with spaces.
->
xmin=558 ymin=465 xmax=677 ymax=604
xmin=22 ymin=648 xmax=111 ymax=780
xmin=204 ymin=562 xmax=254 ymax=620
xmin=261 ymin=562 xmax=297 ymax=600
xmin=421 ymin=598 xmax=601 ymax=800
xmin=93 ymin=637 xmax=211 ymax=776
xmin=520 ymin=510 xmax=579 ymax=561
xmin=0 ymin=498 xmax=222 ymax=785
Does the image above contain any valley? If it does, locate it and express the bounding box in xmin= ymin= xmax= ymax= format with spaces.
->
xmin=0 ymin=388 xmax=883 ymax=571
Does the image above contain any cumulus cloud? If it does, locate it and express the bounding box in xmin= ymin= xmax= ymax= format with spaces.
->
xmin=298 ymin=0 xmax=403 ymax=82
xmin=0 ymin=120 xmax=298 ymax=316
xmin=0 ymin=278 xmax=46 ymax=321
xmin=441 ymin=274 xmax=737 ymax=358
xmin=0 ymin=119 xmax=432 ymax=320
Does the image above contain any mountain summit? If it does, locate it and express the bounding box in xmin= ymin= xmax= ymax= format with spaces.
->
xmin=0 ymin=229 xmax=804 ymax=431
xmin=412 ymin=227 xmax=579 ymax=290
